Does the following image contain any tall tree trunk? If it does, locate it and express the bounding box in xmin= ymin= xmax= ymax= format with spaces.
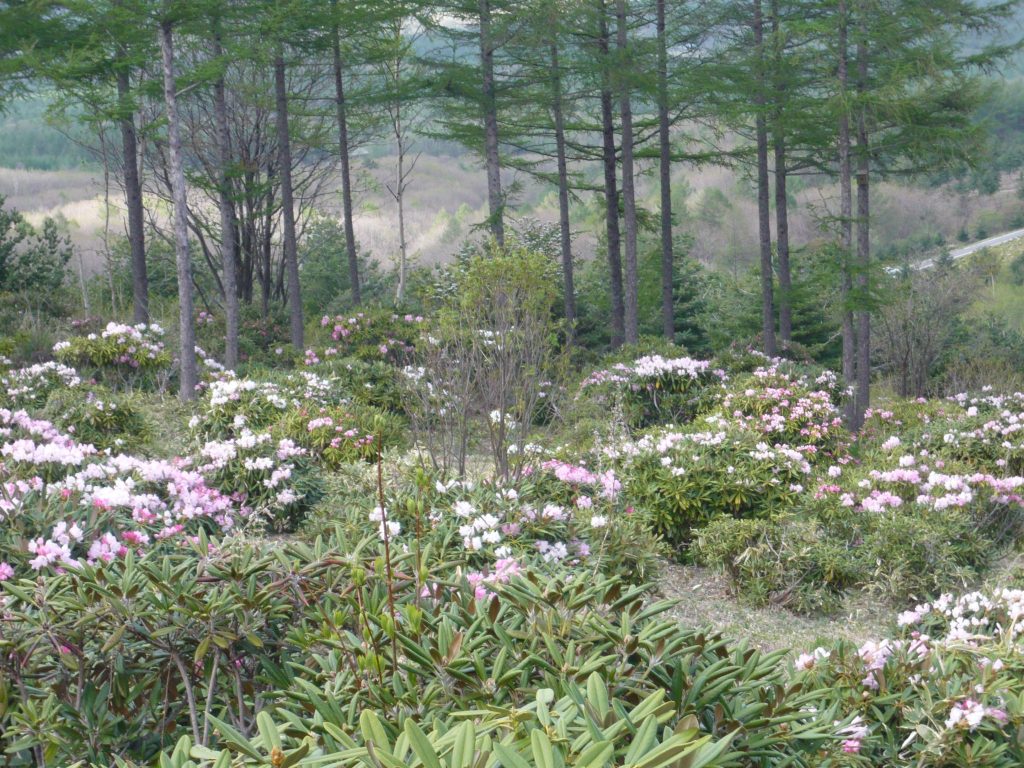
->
xmin=770 ymin=0 xmax=791 ymax=347
xmin=656 ymin=0 xmax=673 ymax=341
xmin=616 ymin=0 xmax=639 ymax=345
xmin=854 ymin=11 xmax=870 ymax=428
xmin=260 ymin=210 xmax=271 ymax=317
xmin=159 ymin=20 xmax=197 ymax=400
xmin=838 ymin=0 xmax=855 ymax=426
xmin=395 ymin=143 xmax=409 ymax=304
xmin=479 ymin=0 xmax=504 ymax=245
xmin=388 ymin=21 xmax=410 ymax=306
xmin=212 ymin=24 xmax=239 ymax=370
xmin=274 ymin=51 xmax=304 ymax=349
xmin=117 ymin=68 xmax=148 ymax=325
xmin=753 ymin=0 xmax=776 ymax=357
xmin=598 ymin=5 xmax=625 ymax=348
xmin=550 ymin=40 xmax=576 ymax=338
xmin=331 ymin=20 xmax=361 ymax=305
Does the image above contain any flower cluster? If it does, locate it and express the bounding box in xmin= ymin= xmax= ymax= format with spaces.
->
xmin=793 ymin=592 xmax=1024 ymax=764
xmin=716 ymin=364 xmax=844 ymax=452
xmin=0 ymin=452 xmax=240 ymax=578
xmin=190 ymin=371 xmax=339 ymax=440
xmin=194 ymin=428 xmax=316 ymax=531
xmin=0 ymin=408 xmax=97 ymax=481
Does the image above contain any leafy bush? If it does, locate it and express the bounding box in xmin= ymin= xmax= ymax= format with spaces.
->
xmin=307 ymin=308 xmax=423 ymax=366
xmin=0 ymin=360 xmax=81 ymax=410
xmin=188 ymin=371 xmax=340 ymax=440
xmin=193 ymin=428 xmax=323 ymax=532
xmin=42 ymin=385 xmax=150 ymax=451
xmin=617 ymin=424 xmax=811 ymax=548
xmin=308 ymin=356 xmax=406 ymax=412
xmin=277 ymin=404 xmax=404 ymax=468
xmin=712 ymin=362 xmax=846 ymax=453
xmin=795 ymin=589 xmax=1024 ymax=766
xmin=53 ymin=321 xmax=172 ymax=391
xmin=576 ymin=352 xmax=725 ymax=429
xmin=695 ymin=451 xmax=1024 ymax=610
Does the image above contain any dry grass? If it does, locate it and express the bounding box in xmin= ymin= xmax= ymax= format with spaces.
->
xmin=4 ymin=148 xmax=1022 ymax=280
xmin=656 ymin=562 xmax=890 ymax=652
xmin=0 ymin=167 xmax=100 ymax=211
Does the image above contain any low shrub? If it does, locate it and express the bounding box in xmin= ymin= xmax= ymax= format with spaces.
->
xmin=277 ymin=403 xmax=405 ymax=468
xmin=308 ymin=356 xmax=406 ymax=412
xmin=795 ymin=589 xmax=1024 ymax=766
xmin=193 ymin=428 xmax=323 ymax=532
xmin=306 ymin=309 xmax=424 ymax=366
xmin=188 ymin=371 xmax=339 ymax=441
xmin=53 ymin=321 xmax=172 ymax=391
xmin=616 ymin=424 xmax=811 ymax=548
xmin=695 ymin=451 xmax=1024 ymax=610
xmin=575 ymin=353 xmax=726 ymax=429
xmin=713 ymin=362 xmax=846 ymax=453
xmin=42 ymin=385 xmax=150 ymax=451
xmin=0 ymin=360 xmax=81 ymax=410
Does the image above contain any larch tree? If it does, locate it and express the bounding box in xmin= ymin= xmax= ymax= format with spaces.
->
xmin=158 ymin=7 xmax=198 ymax=400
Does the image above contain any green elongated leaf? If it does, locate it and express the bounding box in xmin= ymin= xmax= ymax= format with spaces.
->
xmin=623 ymin=716 xmax=659 ymax=764
xmin=323 ymin=722 xmax=358 ymax=748
xmin=257 ymin=711 xmax=283 ymax=751
xmin=633 ymin=735 xmax=710 ymax=768
xmin=204 ymin=715 xmax=263 ymax=761
xmin=189 ymin=745 xmax=222 ymax=760
xmin=0 ymin=581 xmax=33 ymax=604
xmin=575 ymin=739 xmax=613 ymax=768
xmin=682 ymin=730 xmax=737 ymax=768
xmin=361 ymin=709 xmax=391 ymax=752
xmin=586 ymin=673 xmax=609 ymax=720
xmin=530 ymin=729 xmax=555 ymax=768
xmin=101 ymin=624 xmax=126 ymax=653
xmin=452 ymin=720 xmax=476 ymax=768
xmin=194 ymin=636 xmax=211 ymax=665
xmin=281 ymin=742 xmax=311 ymax=768
xmin=404 ymin=720 xmax=442 ymax=768
xmin=492 ymin=742 xmax=532 ymax=768
xmin=366 ymin=740 xmax=407 ymax=768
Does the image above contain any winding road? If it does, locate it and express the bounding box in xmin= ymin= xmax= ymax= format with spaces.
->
xmin=896 ymin=226 xmax=1024 ymax=273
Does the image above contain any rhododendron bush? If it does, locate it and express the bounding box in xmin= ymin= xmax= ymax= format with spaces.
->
xmin=614 ymin=423 xmax=812 ymax=545
xmin=795 ymin=589 xmax=1024 ymax=767
xmin=0 ymin=412 xmax=239 ymax=579
xmin=53 ymin=321 xmax=172 ymax=391
xmin=576 ymin=353 xmax=726 ymax=427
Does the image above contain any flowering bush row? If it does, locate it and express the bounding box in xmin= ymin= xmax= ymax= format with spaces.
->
xmin=695 ymin=449 xmax=1024 ymax=611
xmin=0 ymin=433 xmax=240 ymax=580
